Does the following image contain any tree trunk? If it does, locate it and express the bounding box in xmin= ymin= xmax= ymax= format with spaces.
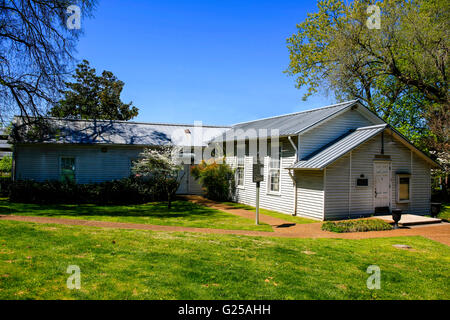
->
xmin=167 ymin=192 xmax=171 ymax=210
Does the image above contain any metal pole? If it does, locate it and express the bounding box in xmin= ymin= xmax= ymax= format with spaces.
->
xmin=256 ymin=181 xmax=260 ymax=225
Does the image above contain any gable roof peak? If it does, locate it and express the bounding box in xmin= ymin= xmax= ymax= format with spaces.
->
xmin=232 ymin=100 xmax=359 ymax=127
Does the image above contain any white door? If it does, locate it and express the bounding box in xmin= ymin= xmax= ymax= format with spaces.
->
xmin=176 ymin=164 xmax=190 ymax=194
xmin=374 ymin=161 xmax=391 ymax=208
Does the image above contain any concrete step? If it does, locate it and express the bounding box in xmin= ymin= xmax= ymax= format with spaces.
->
xmin=376 ymin=214 xmax=442 ymax=226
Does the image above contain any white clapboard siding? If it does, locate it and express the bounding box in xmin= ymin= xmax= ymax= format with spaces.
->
xmin=228 ymin=139 xmax=297 ymax=215
xmin=410 ymin=153 xmax=431 ymax=214
xmin=385 ymin=136 xmax=413 ymax=212
xmin=300 ymin=109 xmax=374 ymax=159
xmin=15 ymin=144 xmax=142 ymax=183
xmin=349 ymin=138 xmax=376 ymax=215
xmin=324 ymin=154 xmax=351 ymax=219
xmin=15 ymin=144 xmax=201 ymax=194
xmin=324 ymin=133 xmax=432 ymax=219
xmin=296 ymin=170 xmax=324 ymax=220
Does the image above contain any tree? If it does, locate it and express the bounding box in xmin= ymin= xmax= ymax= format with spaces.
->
xmin=132 ymin=146 xmax=184 ymax=209
xmin=0 ymin=155 xmax=12 ymax=176
xmin=286 ymin=0 xmax=449 ymax=192
xmin=48 ymin=60 xmax=139 ymax=120
xmin=286 ymin=0 xmax=448 ymax=150
xmin=0 ymin=0 xmax=97 ymax=123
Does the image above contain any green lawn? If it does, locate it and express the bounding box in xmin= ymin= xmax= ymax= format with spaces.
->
xmin=0 ymin=220 xmax=448 ymax=299
xmin=0 ymin=198 xmax=272 ymax=232
xmin=223 ymin=202 xmax=317 ymax=224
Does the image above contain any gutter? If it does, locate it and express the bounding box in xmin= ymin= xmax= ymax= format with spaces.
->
xmin=287 ymin=136 xmax=298 ymax=216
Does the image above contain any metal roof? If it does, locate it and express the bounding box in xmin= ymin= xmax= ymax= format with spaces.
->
xmin=0 ymin=128 xmax=11 ymax=151
xmin=290 ymin=124 xmax=387 ymax=169
xmin=12 ymin=117 xmax=230 ymax=147
xmin=214 ymin=100 xmax=359 ymax=142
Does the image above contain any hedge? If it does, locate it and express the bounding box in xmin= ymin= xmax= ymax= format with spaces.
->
xmin=8 ymin=177 xmax=167 ymax=204
xmin=190 ymin=161 xmax=235 ymax=201
xmin=322 ymin=218 xmax=393 ymax=233
xmin=0 ymin=177 xmax=12 ymax=197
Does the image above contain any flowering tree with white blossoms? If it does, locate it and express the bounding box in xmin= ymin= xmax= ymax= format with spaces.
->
xmin=132 ymin=146 xmax=184 ymax=209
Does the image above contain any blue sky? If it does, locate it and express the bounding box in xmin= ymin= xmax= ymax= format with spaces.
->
xmin=76 ymin=0 xmax=334 ymax=126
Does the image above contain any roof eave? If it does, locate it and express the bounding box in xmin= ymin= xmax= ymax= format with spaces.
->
xmin=294 ymin=100 xmax=359 ymax=135
xmin=287 ymin=167 xmax=324 ymax=170
xmin=385 ymin=127 xmax=442 ymax=169
xmin=290 ymin=125 xmax=387 ymax=170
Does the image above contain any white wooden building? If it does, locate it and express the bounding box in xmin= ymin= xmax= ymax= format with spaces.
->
xmin=11 ymin=100 xmax=439 ymax=220
xmin=11 ymin=119 xmax=230 ymax=195
xmin=218 ymin=100 xmax=439 ymax=220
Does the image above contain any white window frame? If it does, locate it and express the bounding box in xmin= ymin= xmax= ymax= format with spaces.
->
xmin=235 ymin=156 xmax=245 ymax=189
xmin=267 ymin=143 xmax=282 ymax=195
xmin=59 ymin=156 xmax=77 ymax=183
xmin=397 ymin=174 xmax=411 ymax=203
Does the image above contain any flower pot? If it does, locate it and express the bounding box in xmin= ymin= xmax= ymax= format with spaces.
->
xmin=392 ymin=209 xmax=402 ymax=229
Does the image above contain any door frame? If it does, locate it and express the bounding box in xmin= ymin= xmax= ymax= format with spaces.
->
xmin=373 ymin=160 xmax=391 ymax=211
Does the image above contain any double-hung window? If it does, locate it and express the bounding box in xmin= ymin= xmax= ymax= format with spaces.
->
xmin=60 ymin=157 xmax=76 ymax=182
xmin=397 ymin=174 xmax=411 ymax=203
xmin=236 ymin=156 xmax=245 ymax=187
xmin=268 ymin=144 xmax=281 ymax=193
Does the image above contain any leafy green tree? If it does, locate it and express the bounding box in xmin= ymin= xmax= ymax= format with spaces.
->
xmin=49 ymin=60 xmax=139 ymax=120
xmin=286 ymin=0 xmax=448 ymax=150
xmin=286 ymin=0 xmax=449 ymax=193
xmin=0 ymin=155 xmax=12 ymax=176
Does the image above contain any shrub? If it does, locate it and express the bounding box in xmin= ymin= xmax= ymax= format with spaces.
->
xmin=191 ymin=160 xmax=235 ymax=201
xmin=322 ymin=218 xmax=393 ymax=233
xmin=0 ymin=176 xmax=12 ymax=196
xmin=431 ymin=189 xmax=449 ymax=203
xmin=0 ymin=155 xmax=12 ymax=176
xmin=8 ymin=176 xmax=167 ymax=205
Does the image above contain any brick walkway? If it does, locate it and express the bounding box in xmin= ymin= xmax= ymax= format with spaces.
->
xmin=1 ymin=196 xmax=449 ymax=246
xmin=184 ymin=195 xmax=450 ymax=245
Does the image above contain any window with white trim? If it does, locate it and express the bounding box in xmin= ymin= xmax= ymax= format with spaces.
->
xmin=268 ymin=143 xmax=281 ymax=193
xmin=236 ymin=156 xmax=245 ymax=187
xmin=397 ymin=174 xmax=411 ymax=203
xmin=60 ymin=157 xmax=76 ymax=182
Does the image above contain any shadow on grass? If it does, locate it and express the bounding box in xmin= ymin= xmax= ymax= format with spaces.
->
xmin=276 ymin=223 xmax=296 ymax=228
xmin=0 ymin=199 xmax=222 ymax=220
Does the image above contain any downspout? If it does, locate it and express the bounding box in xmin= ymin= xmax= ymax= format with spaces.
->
xmin=348 ymin=151 xmax=352 ymax=219
xmin=288 ymin=135 xmax=298 ymax=216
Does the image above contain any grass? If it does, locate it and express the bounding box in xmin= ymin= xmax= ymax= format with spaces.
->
xmin=438 ymin=203 xmax=450 ymax=221
xmin=0 ymin=198 xmax=272 ymax=232
xmin=0 ymin=220 xmax=448 ymax=299
xmin=223 ymin=202 xmax=317 ymax=224
xmin=322 ymin=219 xmax=393 ymax=233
